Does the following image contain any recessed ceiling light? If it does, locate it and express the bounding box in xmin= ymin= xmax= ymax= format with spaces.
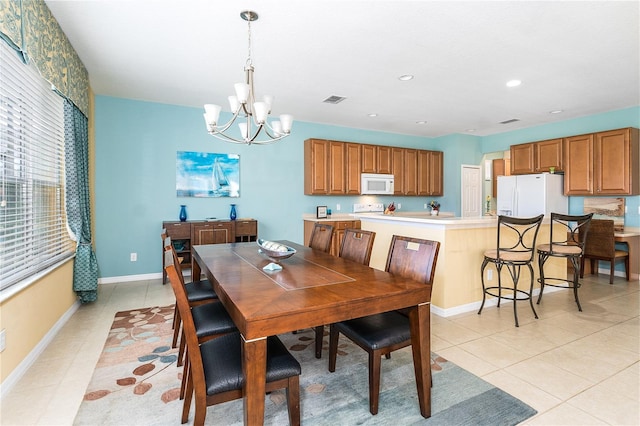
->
xmin=368 ymin=113 xmax=378 ymax=118
xmin=398 ymin=74 xmax=414 ymax=81
xmin=549 ymin=109 xmax=564 ymax=114
xmin=506 ymin=79 xmax=522 ymax=87
xmin=466 ymin=129 xmax=476 ymax=133
xmin=416 ymin=120 xmax=427 ymax=125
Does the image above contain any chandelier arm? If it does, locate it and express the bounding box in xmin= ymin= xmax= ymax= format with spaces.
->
xmin=210 ymin=107 xmax=243 ymax=134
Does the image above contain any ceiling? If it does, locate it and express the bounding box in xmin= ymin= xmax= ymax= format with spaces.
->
xmin=45 ymin=0 xmax=639 ymax=138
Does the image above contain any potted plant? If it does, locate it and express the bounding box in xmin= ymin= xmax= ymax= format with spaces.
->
xmin=429 ymin=200 xmax=440 ymax=216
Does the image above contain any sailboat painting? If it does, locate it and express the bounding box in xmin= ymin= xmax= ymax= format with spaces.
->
xmin=176 ymin=151 xmax=239 ymax=198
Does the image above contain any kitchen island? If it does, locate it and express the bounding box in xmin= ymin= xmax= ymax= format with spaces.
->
xmin=351 ymin=212 xmax=566 ymax=317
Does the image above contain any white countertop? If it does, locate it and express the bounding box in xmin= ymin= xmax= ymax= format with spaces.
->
xmin=350 ymin=212 xmax=499 ymax=229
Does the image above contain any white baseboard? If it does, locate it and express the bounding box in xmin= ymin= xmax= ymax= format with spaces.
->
xmin=431 ymin=286 xmax=563 ymax=318
xmin=0 ymin=300 xmax=80 ymax=400
xmin=98 ymin=272 xmax=163 ymax=284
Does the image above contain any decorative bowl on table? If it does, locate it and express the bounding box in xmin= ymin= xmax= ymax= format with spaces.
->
xmin=257 ymin=239 xmax=296 ymax=269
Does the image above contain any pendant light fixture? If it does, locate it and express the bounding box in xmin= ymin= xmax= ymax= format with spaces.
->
xmin=203 ymin=10 xmax=293 ymax=145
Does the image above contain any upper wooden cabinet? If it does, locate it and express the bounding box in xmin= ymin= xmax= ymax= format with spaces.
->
xmin=491 ymin=158 xmax=511 ymax=197
xmin=392 ymin=147 xmax=405 ymax=195
xmin=344 ymin=142 xmax=361 ymax=195
xmin=403 ymin=149 xmax=418 ymax=195
xmin=510 ymin=138 xmax=563 ymax=174
xmin=564 ymin=128 xmax=639 ymax=195
xmin=362 ymin=144 xmax=393 ymax=174
xmin=304 ymin=139 xmax=350 ymax=195
xmin=304 ymin=139 xmax=443 ymax=196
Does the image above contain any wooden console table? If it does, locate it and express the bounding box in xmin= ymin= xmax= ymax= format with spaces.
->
xmin=161 ymin=219 xmax=258 ymax=283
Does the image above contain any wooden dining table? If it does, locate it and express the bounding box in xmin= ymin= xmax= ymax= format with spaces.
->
xmin=192 ymin=240 xmax=433 ymax=425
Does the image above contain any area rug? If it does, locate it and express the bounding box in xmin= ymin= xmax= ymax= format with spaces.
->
xmin=74 ymin=305 xmax=537 ymax=425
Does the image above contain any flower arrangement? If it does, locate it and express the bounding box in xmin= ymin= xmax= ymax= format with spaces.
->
xmin=429 ymin=200 xmax=440 ymax=210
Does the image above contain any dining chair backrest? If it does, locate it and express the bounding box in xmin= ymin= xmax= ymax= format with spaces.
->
xmin=548 ymin=212 xmax=593 ymax=253
xmin=309 ymin=223 xmax=334 ymax=253
xmin=384 ymin=235 xmax=440 ymax=285
xmin=164 ymin=250 xmax=208 ymax=405
xmin=164 ymin=236 xmax=186 ymax=285
xmin=495 ymin=214 xmax=544 ymax=264
xmin=339 ymin=229 xmax=376 ymax=265
xmin=583 ymin=219 xmax=616 ymax=258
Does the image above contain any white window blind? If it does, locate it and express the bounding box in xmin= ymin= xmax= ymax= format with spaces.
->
xmin=0 ymin=42 xmax=74 ymax=291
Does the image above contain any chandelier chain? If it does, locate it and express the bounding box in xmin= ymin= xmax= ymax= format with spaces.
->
xmin=246 ymin=18 xmax=252 ymax=67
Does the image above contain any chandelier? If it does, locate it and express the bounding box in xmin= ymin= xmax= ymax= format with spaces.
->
xmin=203 ymin=10 xmax=293 ymax=145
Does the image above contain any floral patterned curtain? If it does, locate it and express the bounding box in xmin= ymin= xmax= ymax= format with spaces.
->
xmin=64 ymin=100 xmax=98 ymax=302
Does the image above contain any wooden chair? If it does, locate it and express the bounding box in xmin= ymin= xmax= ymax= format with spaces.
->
xmin=478 ymin=214 xmax=544 ymax=327
xmin=164 ymin=250 xmax=301 ymax=426
xmin=328 ymin=235 xmax=439 ymax=415
xmin=163 ymin=235 xmax=217 ymax=365
xmin=537 ymin=213 xmax=592 ymax=311
xmin=308 ymin=223 xmax=334 ymax=252
xmin=313 ymin=229 xmax=376 ymax=359
xmin=163 ymin=245 xmax=237 ymax=399
xmin=580 ymin=219 xmax=629 ymax=284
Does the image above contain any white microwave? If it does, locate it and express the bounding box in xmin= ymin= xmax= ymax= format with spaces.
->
xmin=361 ymin=173 xmax=395 ymax=195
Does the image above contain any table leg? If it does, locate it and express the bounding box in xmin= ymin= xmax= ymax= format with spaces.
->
xmin=409 ymin=302 xmax=432 ymax=418
xmin=191 ymin=257 xmax=201 ymax=281
xmin=242 ymin=335 xmax=267 ymax=426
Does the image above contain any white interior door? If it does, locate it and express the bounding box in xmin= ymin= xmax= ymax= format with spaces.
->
xmin=461 ymin=165 xmax=482 ymax=217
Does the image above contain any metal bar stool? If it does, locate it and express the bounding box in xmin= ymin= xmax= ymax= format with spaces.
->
xmin=537 ymin=213 xmax=593 ymax=311
xmin=478 ymin=214 xmax=544 ymax=327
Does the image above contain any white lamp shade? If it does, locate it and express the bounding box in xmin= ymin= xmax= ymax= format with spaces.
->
xmin=234 ymin=83 xmax=250 ymax=103
xmin=280 ymin=114 xmax=293 ymax=133
xmin=238 ymin=122 xmax=249 ymax=140
xmin=253 ymin=102 xmax=268 ymax=124
xmin=228 ymin=96 xmax=240 ymax=113
xmin=271 ymin=120 xmax=282 ymax=136
xmin=204 ymin=104 xmax=221 ymax=125
xmin=263 ymin=95 xmax=274 ymax=112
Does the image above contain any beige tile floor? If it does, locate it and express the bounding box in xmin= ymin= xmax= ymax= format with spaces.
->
xmin=1 ymin=274 xmax=638 ymax=425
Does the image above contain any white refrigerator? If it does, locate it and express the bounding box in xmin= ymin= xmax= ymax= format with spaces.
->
xmin=497 ymin=173 xmax=568 ymax=217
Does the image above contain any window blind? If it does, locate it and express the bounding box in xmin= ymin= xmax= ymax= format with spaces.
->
xmin=0 ymin=42 xmax=74 ymax=291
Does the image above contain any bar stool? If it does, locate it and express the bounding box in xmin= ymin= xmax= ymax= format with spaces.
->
xmin=537 ymin=213 xmax=593 ymax=311
xmin=478 ymin=214 xmax=544 ymax=327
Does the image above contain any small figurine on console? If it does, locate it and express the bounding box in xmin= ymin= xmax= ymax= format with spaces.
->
xmin=384 ymin=202 xmax=396 ymax=215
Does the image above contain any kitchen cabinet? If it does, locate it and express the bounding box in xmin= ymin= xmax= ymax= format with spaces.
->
xmin=303 ymin=219 xmax=361 ymax=257
xmin=403 ymin=149 xmax=418 ymax=195
xmin=344 ymin=142 xmax=361 ymax=194
xmin=304 ymin=139 xmax=330 ymax=194
xmin=362 ymin=144 xmax=392 ymax=174
xmin=162 ymin=220 xmax=257 ymax=283
xmin=392 ymin=147 xmax=405 ymax=195
xmin=510 ymin=138 xmax=563 ymax=175
xmin=361 ymin=144 xmax=377 ymax=173
xmin=564 ymin=128 xmax=639 ymax=195
xmin=492 ymin=158 xmax=511 ymax=197
xmin=304 ymin=138 xmax=443 ymax=196
xmin=304 ymin=139 xmax=347 ymax=195
xmin=377 ymin=146 xmax=393 ymax=174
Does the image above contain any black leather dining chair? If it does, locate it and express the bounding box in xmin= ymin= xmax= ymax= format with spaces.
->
xmin=328 ymin=235 xmax=439 ymax=415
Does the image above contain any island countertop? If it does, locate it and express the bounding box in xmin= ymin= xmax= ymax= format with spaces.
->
xmin=350 ymin=211 xmax=499 ymax=229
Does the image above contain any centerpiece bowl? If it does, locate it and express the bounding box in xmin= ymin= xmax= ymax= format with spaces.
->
xmin=257 ymin=239 xmax=296 ymax=266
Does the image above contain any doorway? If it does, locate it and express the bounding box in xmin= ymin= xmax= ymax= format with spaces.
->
xmin=461 ymin=165 xmax=482 ymax=217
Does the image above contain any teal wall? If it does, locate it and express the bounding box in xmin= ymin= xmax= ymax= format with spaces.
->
xmin=94 ymin=97 xmax=639 ymax=278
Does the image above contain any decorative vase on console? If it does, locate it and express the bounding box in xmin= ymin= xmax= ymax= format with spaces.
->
xmin=229 ymin=204 xmax=237 ymax=220
xmin=179 ymin=205 xmax=187 ymax=222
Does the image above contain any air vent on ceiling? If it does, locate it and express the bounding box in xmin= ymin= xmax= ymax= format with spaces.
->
xmin=322 ymin=95 xmax=347 ymax=104
xmin=500 ymin=118 xmax=520 ymax=124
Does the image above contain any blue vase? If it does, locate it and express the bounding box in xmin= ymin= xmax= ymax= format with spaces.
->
xmin=179 ymin=205 xmax=187 ymax=222
xmin=230 ymin=204 xmax=237 ymax=220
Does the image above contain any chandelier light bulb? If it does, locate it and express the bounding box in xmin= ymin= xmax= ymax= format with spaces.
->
xmin=280 ymin=114 xmax=293 ymax=133
xmin=234 ymin=83 xmax=250 ymax=103
xmin=253 ymin=101 xmax=268 ymax=123
xmin=271 ymin=120 xmax=283 ymax=136
xmin=228 ymin=96 xmax=240 ymax=113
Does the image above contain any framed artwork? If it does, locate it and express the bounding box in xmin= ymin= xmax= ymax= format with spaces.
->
xmin=584 ymin=197 xmax=625 ymax=231
xmin=176 ymin=151 xmax=239 ymax=198
xmin=316 ymin=206 xmax=328 ymax=219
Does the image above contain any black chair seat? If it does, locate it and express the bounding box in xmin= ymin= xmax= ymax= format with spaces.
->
xmin=202 ymin=332 xmax=302 ymax=396
xmin=191 ymin=302 xmax=237 ymax=339
xmin=185 ymin=279 xmax=217 ymax=303
xmin=334 ymin=312 xmax=410 ymax=350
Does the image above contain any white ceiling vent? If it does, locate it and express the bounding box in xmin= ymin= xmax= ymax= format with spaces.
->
xmin=323 ymin=95 xmax=347 ymax=104
xmin=500 ymin=118 xmax=520 ymax=124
